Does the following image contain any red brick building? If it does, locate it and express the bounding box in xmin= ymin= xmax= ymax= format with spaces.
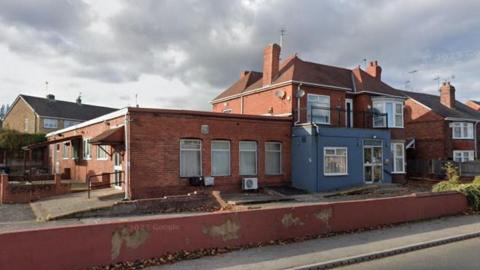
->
xmin=46 ymin=108 xmax=291 ymax=199
xmin=400 ymin=84 xmax=480 ymax=163
xmin=212 ymin=44 xmax=408 ymax=183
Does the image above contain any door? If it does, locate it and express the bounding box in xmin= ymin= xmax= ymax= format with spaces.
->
xmin=113 ymin=152 xmax=122 ymax=188
xmin=363 ymin=140 xmax=383 ymax=183
xmin=345 ymin=99 xmax=353 ymax=128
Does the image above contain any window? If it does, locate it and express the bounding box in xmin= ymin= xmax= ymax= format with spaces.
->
xmin=265 ymin=142 xmax=282 ymax=175
xmin=24 ymin=118 xmax=29 ymax=132
xmin=43 ymin=118 xmax=58 ymax=129
xmin=451 ymin=122 xmax=474 ymax=139
xmin=72 ymin=142 xmax=79 ymax=160
xmin=372 ymin=99 xmax=403 ymax=128
xmin=307 ymin=94 xmax=330 ymax=124
xmin=453 ymin=150 xmax=474 ymax=162
xmin=324 ymin=147 xmax=348 ymax=176
xmin=64 ymin=120 xmax=81 ymax=128
xmin=211 ymin=140 xmax=230 ymax=176
xmin=62 ymin=143 xmax=69 ymax=159
xmin=96 ymin=145 xmax=109 ymax=160
xmin=391 ymin=142 xmax=405 ymax=173
xmin=239 ymin=141 xmax=257 ymax=175
xmin=180 ymin=139 xmax=202 ymax=177
xmin=83 ymin=138 xmax=91 ymax=160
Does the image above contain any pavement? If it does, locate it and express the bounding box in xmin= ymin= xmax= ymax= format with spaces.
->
xmin=338 ymin=237 xmax=480 ymax=270
xmin=29 ymin=187 xmax=124 ymax=221
xmin=146 ymin=214 xmax=480 ymax=270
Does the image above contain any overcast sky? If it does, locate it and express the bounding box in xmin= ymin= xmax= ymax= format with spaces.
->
xmin=1 ymin=0 xmax=479 ymax=110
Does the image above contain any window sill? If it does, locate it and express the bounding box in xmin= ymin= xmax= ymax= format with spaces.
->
xmin=96 ymin=158 xmax=108 ymax=161
xmin=265 ymin=174 xmax=283 ymax=176
xmin=452 ymin=138 xmax=474 ymax=140
xmin=324 ymin=173 xmax=348 ymax=176
xmin=392 ymin=171 xmax=406 ymax=174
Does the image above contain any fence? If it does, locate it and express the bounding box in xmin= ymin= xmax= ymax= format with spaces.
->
xmin=407 ymin=159 xmax=480 ymax=179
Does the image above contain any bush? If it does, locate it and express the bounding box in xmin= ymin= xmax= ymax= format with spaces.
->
xmin=432 ymin=180 xmax=460 ymax=192
xmin=458 ymin=184 xmax=480 ymax=211
xmin=473 ymin=176 xmax=480 ymax=185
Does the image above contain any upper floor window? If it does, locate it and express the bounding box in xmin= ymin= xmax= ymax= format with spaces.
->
xmin=451 ymin=122 xmax=474 ymax=139
xmin=307 ymin=94 xmax=330 ymax=124
xmin=64 ymin=120 xmax=81 ymax=128
xmin=44 ymin=118 xmax=58 ymax=129
xmin=24 ymin=118 xmax=29 ymax=132
xmin=372 ymin=99 xmax=403 ymax=128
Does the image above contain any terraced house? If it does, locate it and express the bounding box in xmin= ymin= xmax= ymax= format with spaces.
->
xmin=212 ymin=43 xmax=408 ymax=192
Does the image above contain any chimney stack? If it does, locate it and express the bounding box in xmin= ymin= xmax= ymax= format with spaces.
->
xmin=366 ymin=60 xmax=382 ymax=80
xmin=439 ymin=82 xmax=455 ymax=109
xmin=262 ymin=43 xmax=281 ymax=86
xmin=46 ymin=94 xmax=55 ymax=101
xmin=240 ymin=71 xmax=249 ymax=78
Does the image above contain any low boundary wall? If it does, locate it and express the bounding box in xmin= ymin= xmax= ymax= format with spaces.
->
xmin=0 ymin=174 xmax=70 ymax=204
xmin=0 ymin=192 xmax=468 ymax=270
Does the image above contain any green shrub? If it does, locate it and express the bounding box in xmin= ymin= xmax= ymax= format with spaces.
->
xmin=458 ymin=184 xmax=480 ymax=211
xmin=432 ymin=180 xmax=460 ymax=192
xmin=473 ymin=176 xmax=480 ymax=186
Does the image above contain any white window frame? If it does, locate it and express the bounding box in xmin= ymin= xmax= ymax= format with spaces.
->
xmin=453 ymin=150 xmax=474 ymax=162
xmin=307 ymin=94 xmax=330 ymax=124
xmin=324 ymin=147 xmax=348 ymax=176
xmin=211 ymin=140 xmax=231 ymax=176
xmin=372 ymin=99 xmax=404 ymax=128
xmin=265 ymin=142 xmax=282 ymax=175
xmin=180 ymin=139 xmax=202 ymax=177
xmin=96 ymin=145 xmax=109 ymax=161
xmin=391 ymin=142 xmax=405 ymax=173
xmin=451 ymin=122 xmax=474 ymax=139
xmin=83 ymin=138 xmax=92 ymax=160
xmin=239 ymin=141 xmax=258 ymax=176
xmin=62 ymin=142 xmax=69 ymax=160
xmin=43 ymin=118 xmax=58 ymax=129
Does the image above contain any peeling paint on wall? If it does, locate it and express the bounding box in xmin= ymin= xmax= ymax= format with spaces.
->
xmin=281 ymin=213 xmax=304 ymax=227
xmin=315 ymin=207 xmax=333 ymax=227
xmin=111 ymin=226 xmax=151 ymax=260
xmin=202 ymin=219 xmax=240 ymax=241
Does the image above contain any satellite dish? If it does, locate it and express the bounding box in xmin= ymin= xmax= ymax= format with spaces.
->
xmin=275 ymin=90 xmax=286 ymax=99
xmin=295 ymin=85 xmax=305 ymax=98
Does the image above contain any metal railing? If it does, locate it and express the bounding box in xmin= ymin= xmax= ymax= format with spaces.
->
xmin=298 ymin=105 xmax=389 ymax=129
xmin=87 ymin=171 xmax=124 ymax=199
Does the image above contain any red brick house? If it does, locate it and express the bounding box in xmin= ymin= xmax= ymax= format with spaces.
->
xmin=212 ymin=43 xmax=408 ymax=185
xmin=400 ymin=84 xmax=480 ymax=164
xmin=46 ymin=108 xmax=291 ymax=199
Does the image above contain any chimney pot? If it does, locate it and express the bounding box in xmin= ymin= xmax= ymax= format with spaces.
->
xmin=262 ymin=43 xmax=281 ymax=86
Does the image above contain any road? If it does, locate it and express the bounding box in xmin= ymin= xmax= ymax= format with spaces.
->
xmin=339 ymin=237 xmax=480 ymax=270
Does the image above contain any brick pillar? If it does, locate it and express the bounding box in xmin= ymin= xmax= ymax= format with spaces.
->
xmin=0 ymin=174 xmax=9 ymax=204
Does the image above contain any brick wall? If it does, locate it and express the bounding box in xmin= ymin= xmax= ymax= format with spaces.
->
xmin=0 ymin=174 xmax=70 ymax=204
xmin=128 ymin=109 xmax=292 ymax=199
xmin=2 ymin=98 xmax=37 ymax=133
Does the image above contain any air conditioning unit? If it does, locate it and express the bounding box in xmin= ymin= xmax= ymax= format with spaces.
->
xmin=204 ymin=176 xmax=214 ymax=186
xmin=242 ymin=178 xmax=258 ymax=191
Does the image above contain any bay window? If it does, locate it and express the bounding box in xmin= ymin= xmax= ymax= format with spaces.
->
xmin=372 ymin=99 xmax=403 ymax=128
xmin=307 ymin=94 xmax=330 ymax=124
xmin=265 ymin=142 xmax=282 ymax=175
xmin=211 ymin=140 xmax=230 ymax=176
xmin=451 ymin=122 xmax=474 ymax=139
xmin=180 ymin=139 xmax=202 ymax=177
xmin=324 ymin=147 xmax=348 ymax=176
xmin=391 ymin=142 xmax=405 ymax=173
xmin=239 ymin=141 xmax=257 ymax=175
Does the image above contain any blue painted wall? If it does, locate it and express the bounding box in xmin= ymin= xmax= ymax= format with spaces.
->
xmin=292 ymin=125 xmax=392 ymax=192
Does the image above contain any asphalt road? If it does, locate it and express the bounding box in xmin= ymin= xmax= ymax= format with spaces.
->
xmin=339 ymin=237 xmax=480 ymax=270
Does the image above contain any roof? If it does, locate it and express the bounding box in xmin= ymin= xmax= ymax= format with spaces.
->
xmin=90 ymin=126 xmax=124 ymax=145
xmin=17 ymin=94 xmax=117 ymax=121
xmin=399 ymin=90 xmax=480 ymax=120
xmin=212 ymin=55 xmax=402 ymax=102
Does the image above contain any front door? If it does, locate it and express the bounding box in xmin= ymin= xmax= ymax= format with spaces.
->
xmin=113 ymin=152 xmax=122 ymax=188
xmin=363 ymin=140 xmax=383 ymax=183
xmin=345 ymin=99 xmax=353 ymax=128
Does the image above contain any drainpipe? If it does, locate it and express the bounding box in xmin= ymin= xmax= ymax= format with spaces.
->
xmin=312 ymin=122 xmax=320 ymax=192
xmin=124 ymin=110 xmax=131 ymax=200
xmin=294 ymin=84 xmax=304 ymax=126
xmin=240 ymin=96 xmax=244 ymax=114
xmin=475 ymin=121 xmax=479 ymax=159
